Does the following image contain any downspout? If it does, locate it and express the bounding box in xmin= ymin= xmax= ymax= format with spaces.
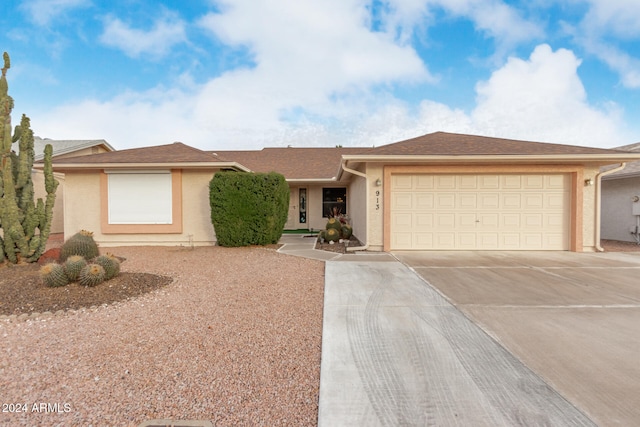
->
xmin=595 ymin=162 xmax=626 ymax=252
xmin=341 ymin=160 xmax=369 ymax=252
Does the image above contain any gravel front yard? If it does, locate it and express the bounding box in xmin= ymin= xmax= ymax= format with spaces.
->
xmin=0 ymin=245 xmax=325 ymax=426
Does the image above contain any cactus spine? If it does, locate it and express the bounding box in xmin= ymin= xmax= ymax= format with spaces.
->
xmin=0 ymin=52 xmax=58 ymax=264
xmin=78 ymin=264 xmax=106 ymax=287
xmin=60 ymin=230 xmax=99 ymax=262
xmin=94 ymin=254 xmax=120 ymax=280
xmin=40 ymin=263 xmax=69 ymax=288
xmin=63 ymin=255 xmax=88 ymax=281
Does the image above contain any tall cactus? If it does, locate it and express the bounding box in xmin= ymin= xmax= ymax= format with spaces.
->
xmin=0 ymin=52 xmax=58 ymax=263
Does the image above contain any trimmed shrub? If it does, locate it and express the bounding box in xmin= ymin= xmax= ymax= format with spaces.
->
xmin=60 ymin=230 xmax=99 ymax=262
xmin=40 ymin=263 xmax=69 ymax=288
xmin=63 ymin=255 xmax=87 ymax=282
xmin=209 ymin=172 xmax=289 ymax=247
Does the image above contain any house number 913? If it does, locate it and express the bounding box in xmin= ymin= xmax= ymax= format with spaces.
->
xmin=375 ymin=190 xmax=380 ymax=210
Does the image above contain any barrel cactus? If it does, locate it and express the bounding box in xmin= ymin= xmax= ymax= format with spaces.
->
xmin=341 ymin=224 xmax=353 ymax=239
xmin=63 ymin=255 xmax=87 ymax=282
xmin=325 ymin=228 xmax=340 ymax=242
xmin=40 ymin=263 xmax=68 ymax=288
xmin=326 ymin=218 xmax=342 ymax=232
xmin=93 ymin=254 xmax=120 ymax=280
xmin=78 ymin=263 xmax=106 ymax=287
xmin=60 ymin=230 xmax=99 ymax=262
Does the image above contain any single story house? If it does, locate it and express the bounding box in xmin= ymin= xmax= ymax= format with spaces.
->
xmin=601 ymin=142 xmax=640 ymax=243
xmin=23 ymin=137 xmax=115 ymax=233
xmin=48 ymin=132 xmax=640 ymax=252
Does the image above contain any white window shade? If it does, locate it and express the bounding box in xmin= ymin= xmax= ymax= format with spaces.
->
xmin=108 ymin=172 xmax=172 ymax=224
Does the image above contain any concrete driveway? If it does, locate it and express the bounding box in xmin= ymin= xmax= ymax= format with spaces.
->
xmin=394 ymin=250 xmax=640 ymax=427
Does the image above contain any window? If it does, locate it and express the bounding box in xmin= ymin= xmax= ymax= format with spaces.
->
xmin=100 ymin=170 xmax=182 ymax=234
xmin=322 ymin=187 xmax=347 ymax=217
xmin=107 ymin=171 xmax=172 ymax=224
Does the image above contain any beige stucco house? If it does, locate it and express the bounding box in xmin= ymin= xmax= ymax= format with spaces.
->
xmin=49 ymin=132 xmax=640 ymax=252
xmin=27 ymin=137 xmax=114 ymax=233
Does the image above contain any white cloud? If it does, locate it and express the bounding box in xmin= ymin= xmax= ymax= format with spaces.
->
xmin=345 ymin=44 xmax=628 ymax=148
xmin=20 ymin=0 xmax=90 ymax=26
xmin=582 ymin=0 xmax=640 ymax=39
xmin=566 ymin=0 xmax=640 ymax=89
xmin=380 ymin=0 xmax=543 ymax=52
xmin=99 ymin=11 xmax=187 ymax=59
xmin=193 ymin=0 xmax=432 ymax=139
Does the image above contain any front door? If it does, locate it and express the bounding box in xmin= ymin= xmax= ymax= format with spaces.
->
xmin=285 ymin=187 xmax=308 ymax=230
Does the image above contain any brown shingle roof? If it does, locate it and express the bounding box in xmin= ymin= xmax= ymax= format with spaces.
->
xmin=214 ymin=147 xmax=369 ymax=180
xmin=602 ymin=142 xmax=640 ymax=178
xmin=366 ymin=131 xmax=627 ymax=156
xmin=52 ymin=142 xmax=224 ymax=164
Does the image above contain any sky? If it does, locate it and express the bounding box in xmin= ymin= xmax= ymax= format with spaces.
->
xmin=2 ymin=0 xmax=640 ymax=151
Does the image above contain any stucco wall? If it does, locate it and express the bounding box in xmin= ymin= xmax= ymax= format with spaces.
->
xmin=582 ymin=166 xmax=598 ymax=251
xmin=365 ymin=164 xmax=384 ymax=251
xmin=602 ymin=177 xmax=640 ymax=242
xmin=64 ymin=169 xmax=217 ymax=247
xmin=347 ymin=173 xmax=367 ymax=245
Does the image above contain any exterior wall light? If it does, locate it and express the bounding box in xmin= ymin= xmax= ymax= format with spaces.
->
xmin=375 ymin=178 xmax=382 ymax=187
xmin=584 ymin=178 xmax=594 ymax=186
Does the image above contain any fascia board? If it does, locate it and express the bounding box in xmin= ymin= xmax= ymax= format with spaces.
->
xmin=340 ymin=154 xmax=640 ymax=164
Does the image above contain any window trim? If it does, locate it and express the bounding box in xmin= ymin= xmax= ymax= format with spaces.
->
xmin=100 ymin=169 xmax=183 ymax=234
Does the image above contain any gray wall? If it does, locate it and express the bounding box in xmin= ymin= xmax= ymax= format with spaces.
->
xmin=601 ymin=177 xmax=640 ymax=242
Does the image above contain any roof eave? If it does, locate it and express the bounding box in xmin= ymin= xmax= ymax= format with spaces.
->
xmin=46 ymin=162 xmax=249 ymax=171
xmin=340 ymin=154 xmax=640 ymax=165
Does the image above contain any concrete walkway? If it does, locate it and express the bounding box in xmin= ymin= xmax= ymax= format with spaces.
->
xmin=317 ymin=260 xmax=597 ymax=427
xmin=277 ymin=234 xmax=396 ymax=262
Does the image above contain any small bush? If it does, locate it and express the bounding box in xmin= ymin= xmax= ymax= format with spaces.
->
xmin=209 ymin=172 xmax=289 ymax=247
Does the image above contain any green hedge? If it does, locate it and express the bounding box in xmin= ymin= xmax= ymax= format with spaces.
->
xmin=209 ymin=171 xmax=290 ymax=247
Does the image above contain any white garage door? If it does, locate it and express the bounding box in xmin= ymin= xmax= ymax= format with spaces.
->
xmin=390 ymin=174 xmax=570 ymax=250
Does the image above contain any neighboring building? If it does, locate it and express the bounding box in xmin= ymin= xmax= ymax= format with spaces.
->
xmin=601 ymin=142 xmax=640 ymax=243
xmin=25 ymin=137 xmax=115 ymax=234
xmin=49 ymin=132 xmax=640 ymax=251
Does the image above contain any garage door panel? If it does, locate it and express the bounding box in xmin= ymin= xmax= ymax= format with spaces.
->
xmin=392 ymin=175 xmax=413 ymax=189
xmin=524 ymin=175 xmax=544 ymax=189
xmin=415 ymin=213 xmax=434 ymax=227
xmin=436 ymin=214 xmax=455 ymax=228
xmin=415 ymin=193 xmax=435 ymax=209
xmin=458 ymin=193 xmax=478 ymax=209
xmin=393 ymin=213 xmax=412 ymax=229
xmin=436 ymin=233 xmax=455 ymax=248
xmin=523 ymin=194 xmax=544 ymax=209
xmin=479 ymin=175 xmax=500 ymax=189
xmin=503 ymin=194 xmax=523 ymax=209
xmin=501 ymin=214 xmax=521 ymax=228
xmin=458 ymin=213 xmax=478 ymax=227
xmin=458 ymin=233 xmax=477 ymax=248
xmin=459 ymin=175 xmax=478 ymax=189
xmin=390 ymin=173 xmax=570 ymax=250
xmin=502 ymin=175 xmax=522 ymax=188
xmin=479 ymin=193 xmax=500 ymax=209
xmin=415 ymin=175 xmax=434 ymax=189
xmin=437 ymin=193 xmax=455 ymax=208
xmin=392 ymin=193 xmax=413 ymax=209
